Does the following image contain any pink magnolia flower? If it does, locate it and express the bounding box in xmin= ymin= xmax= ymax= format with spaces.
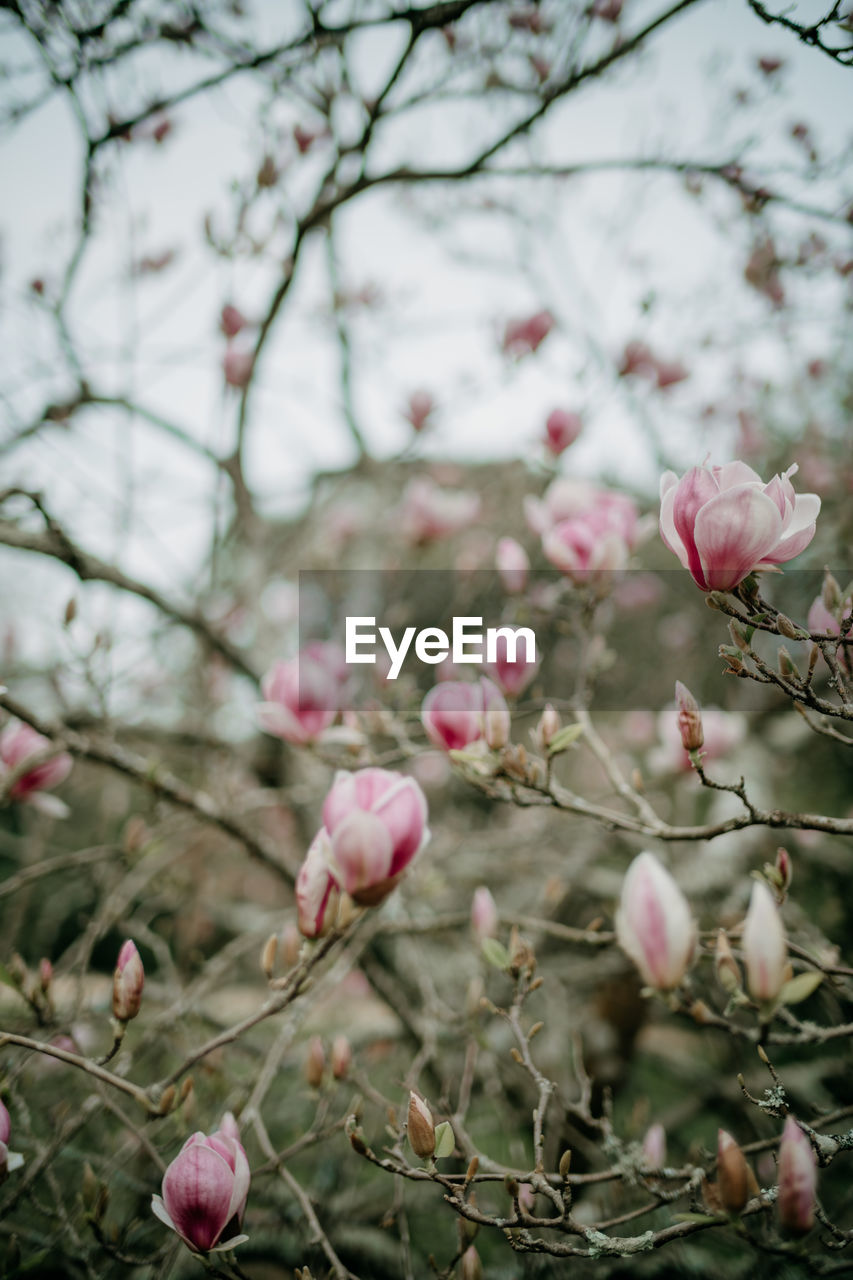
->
xmin=542 ymin=514 xmax=631 ymax=582
xmin=151 ymin=1129 xmax=250 ymax=1253
xmin=502 ymin=309 xmax=554 ymax=357
xmin=777 ymin=1116 xmax=817 ymax=1235
xmin=742 ymin=880 xmax=787 ymax=1002
xmin=544 ymin=409 xmax=582 ymax=456
xmin=0 ymin=722 xmax=72 ymax=815
xmin=482 ymin=633 xmax=538 ymax=697
xmin=422 ymin=678 xmax=510 ymax=751
xmin=256 ymin=654 xmax=339 ymax=744
xmin=659 ymin=461 xmax=820 ymax=591
xmin=615 ymin=852 xmax=696 ymax=990
xmin=112 ymin=939 xmax=144 ymax=1022
xmin=0 ymin=1100 xmax=22 ymax=1183
xmin=495 ymin=537 xmax=529 ymax=594
xmin=295 ymin=770 xmax=429 ymax=926
xmin=525 ymin=477 xmax=640 ymax=544
xmin=398 ymin=477 xmax=481 ymax=543
xmin=0 ymin=1100 xmax=9 ymax=1147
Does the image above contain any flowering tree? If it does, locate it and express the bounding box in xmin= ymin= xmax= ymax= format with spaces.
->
xmin=1 ymin=0 xmax=853 ymax=1277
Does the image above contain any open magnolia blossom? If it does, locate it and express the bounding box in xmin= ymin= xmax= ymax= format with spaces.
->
xmin=151 ymin=1129 xmax=250 ymax=1253
xmin=0 ymin=722 xmax=72 ymax=817
xmin=296 ymin=767 xmax=430 ymax=933
xmin=256 ymin=648 xmax=345 ymax=744
xmin=659 ymin=460 xmax=820 ymax=591
xmin=615 ymin=852 xmax=696 ymax=990
xmin=422 ymin=678 xmax=510 ymax=751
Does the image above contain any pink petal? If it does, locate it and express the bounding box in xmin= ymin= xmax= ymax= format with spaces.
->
xmin=372 ymin=776 xmax=428 ymax=874
xmin=163 ymin=1144 xmax=236 ymax=1252
xmin=671 ymin=467 xmax=720 ymax=589
xmin=694 ymin=486 xmax=783 ymax=591
xmin=329 ymin=810 xmax=394 ymax=896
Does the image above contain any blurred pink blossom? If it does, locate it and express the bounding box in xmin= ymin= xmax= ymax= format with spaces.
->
xmin=543 ymin=409 xmax=582 ymax=456
xmin=256 ymin=655 xmax=340 ymax=744
xmin=399 ymin=477 xmax=481 ymax=543
xmin=502 ymin=309 xmax=554 ymax=356
xmin=0 ymin=722 xmax=72 ymax=815
xmin=422 ymin=678 xmax=510 ymax=750
xmin=495 ymin=537 xmax=530 ymax=593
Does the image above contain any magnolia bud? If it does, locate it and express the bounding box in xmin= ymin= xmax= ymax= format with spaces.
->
xmin=460 ymin=1245 xmax=483 ymax=1280
xmin=674 ymin=681 xmax=704 ymax=752
xmin=822 ymin=571 xmax=842 ymax=613
xmin=715 ymin=931 xmax=742 ymax=995
xmin=717 ymin=1129 xmax=750 ymax=1214
xmin=776 ymin=613 xmax=799 ymax=639
xmin=742 ymin=881 xmax=787 ymax=1002
xmin=407 ymin=1092 xmax=435 ymax=1160
xmin=495 ymin=537 xmax=530 ymax=594
xmin=777 ymin=1115 xmax=817 ymax=1235
xmin=535 ymin=703 xmax=561 ymax=751
xmin=641 ymin=1122 xmax=667 ymax=1170
xmin=331 ymin=1034 xmax=352 ymax=1080
xmin=471 ymin=886 xmax=499 ymax=942
xmin=615 ymin=852 xmax=696 ymax=990
xmin=775 ymin=847 xmax=793 ymax=892
xmin=112 ymin=940 xmax=144 ymax=1023
xmin=38 ymin=959 xmax=53 ymax=993
xmin=260 ymin=933 xmax=278 ymax=978
xmin=304 ymin=1036 xmax=326 ymax=1089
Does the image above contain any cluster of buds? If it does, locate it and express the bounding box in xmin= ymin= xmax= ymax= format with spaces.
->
xmin=152 ymin=1117 xmax=250 ymax=1254
xmin=421 ymin=679 xmax=510 ymax=752
xmin=296 ymin=768 xmax=430 ymax=936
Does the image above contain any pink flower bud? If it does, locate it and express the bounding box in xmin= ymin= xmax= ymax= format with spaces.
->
xmin=112 ymin=940 xmax=144 ymax=1023
xmin=775 ymin=847 xmax=792 ymax=892
xmin=544 ymin=408 xmax=582 ymax=456
xmin=0 ymin=1100 xmax=10 ymax=1147
xmin=742 ymin=880 xmax=787 ymax=1002
xmin=0 ymin=722 xmax=72 ymax=806
xmin=717 ymin=1129 xmax=751 ymax=1214
xmin=615 ymin=852 xmax=696 ymax=990
xmin=674 ymin=681 xmax=704 ymax=752
xmin=495 ymin=537 xmax=530 ymax=593
xmin=642 ymin=1123 xmax=666 ymax=1169
xmin=407 ymin=1092 xmax=435 ymax=1159
xmin=151 ymin=1130 xmax=250 ymax=1253
xmin=534 ymin=703 xmax=561 ymax=750
xmin=777 ymin=1115 xmax=817 ymax=1234
xmin=295 ymin=830 xmax=339 ymax=939
xmin=331 ymin=1034 xmax=352 ymax=1080
xmin=481 ymin=677 xmax=511 ymax=749
xmin=304 ymin=1036 xmax=326 ymax=1088
xmin=502 ymin=309 xmax=554 ymax=357
xmin=403 ymin=389 xmax=435 ymax=432
xmin=659 ymin=460 xmax=819 ymax=592
xmin=460 ymin=1245 xmax=483 ymax=1280
xmin=471 ymin=886 xmax=499 ymax=942
xmin=483 ymin=633 xmax=538 ymax=697
xmin=222 ymin=348 xmax=253 ymax=389
xmin=220 ymin=304 xmax=247 ymax=338
xmin=256 ymin=654 xmax=339 ymax=744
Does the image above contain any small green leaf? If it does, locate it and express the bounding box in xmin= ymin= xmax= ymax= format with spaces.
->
xmin=779 ymin=971 xmax=823 ymax=1006
xmin=481 ymin=938 xmax=510 ymax=970
xmin=434 ymin=1121 xmax=455 ymax=1160
xmin=547 ymin=724 xmax=584 ymax=755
